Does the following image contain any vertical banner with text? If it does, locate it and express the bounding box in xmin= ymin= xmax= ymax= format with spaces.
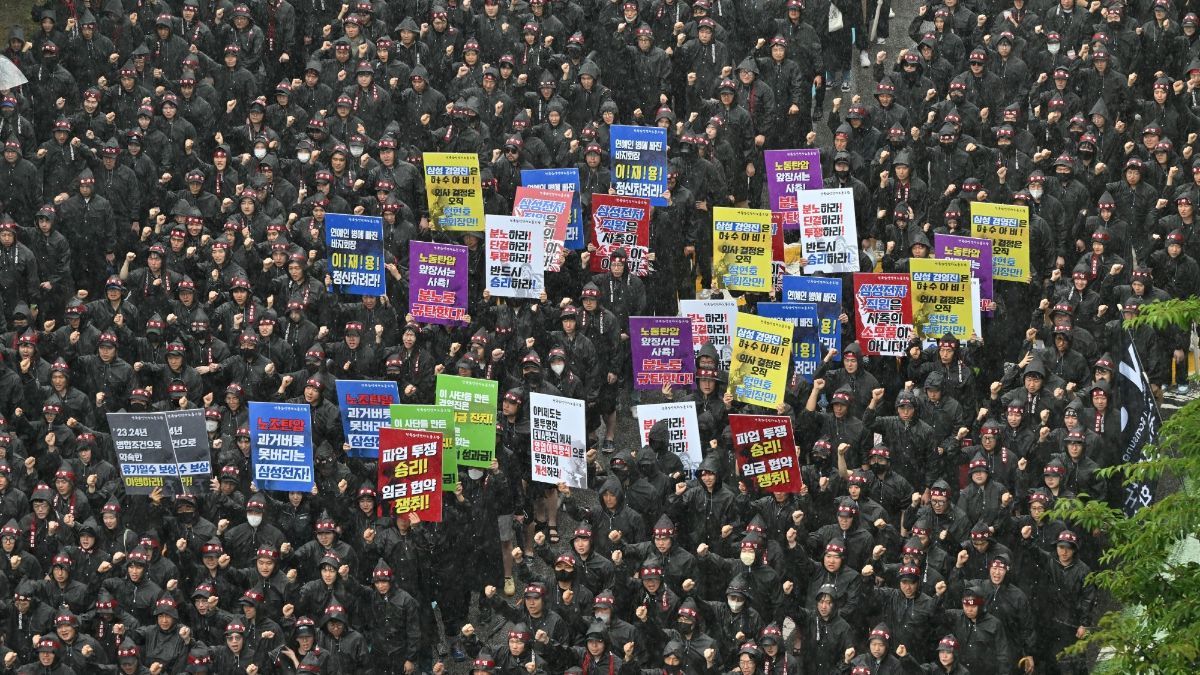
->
xmin=782 ymin=275 xmax=843 ymax=358
xmin=610 ymin=125 xmax=668 ymax=206
xmin=853 ymin=273 xmax=914 ymax=356
xmin=109 ymin=412 xmax=179 ymax=496
xmin=796 ymin=189 xmax=858 ymax=273
xmin=514 ymin=186 xmax=571 ymax=272
xmin=730 ymin=313 xmax=794 ymax=407
xmin=910 ymin=259 xmax=974 ymax=342
xmin=713 ymin=207 xmax=773 ymax=293
xmin=590 ymin=193 xmax=651 ymax=275
xmin=523 ymin=168 xmax=585 ymax=249
xmin=934 ymin=234 xmax=993 ymax=313
xmin=730 ymin=415 xmax=804 ymax=493
xmin=766 ymin=149 xmax=823 ymax=231
xmin=325 ymin=213 xmax=385 ymax=296
xmin=757 ymin=302 xmax=821 ymax=382
xmin=435 ymin=375 xmax=498 ymax=468
xmin=248 ymin=402 xmax=314 ymax=492
xmin=409 ymin=242 xmax=469 ymax=325
xmin=530 ymin=392 xmax=588 ymax=488
xmin=679 ymin=299 xmax=737 ymax=372
xmin=485 ymin=215 xmax=545 ymax=299
xmin=630 ymin=317 xmax=695 ymax=390
xmin=337 ymin=380 xmax=401 ymax=459
xmin=163 ymin=409 xmax=212 ymax=495
xmin=377 ymin=427 xmax=443 ymax=521
xmin=424 ymin=152 xmax=484 ymax=231
xmin=390 ymin=405 xmax=459 ymax=490
xmin=636 ymin=402 xmax=702 ymax=475
xmin=970 ymin=202 xmax=1030 ymax=283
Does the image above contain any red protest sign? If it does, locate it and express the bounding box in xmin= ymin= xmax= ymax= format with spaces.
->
xmin=590 ymin=193 xmax=651 ymax=275
xmin=514 ymin=186 xmax=571 ymax=272
xmin=377 ymin=427 xmax=444 ymax=521
xmin=729 ymin=415 xmax=803 ymax=493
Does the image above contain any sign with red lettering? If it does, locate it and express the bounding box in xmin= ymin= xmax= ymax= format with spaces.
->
xmin=729 ymin=415 xmax=803 ymax=493
xmin=377 ymin=427 xmax=443 ymax=522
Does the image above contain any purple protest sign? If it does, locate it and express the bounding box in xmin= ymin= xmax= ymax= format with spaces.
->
xmin=630 ymin=317 xmax=695 ymax=391
xmin=766 ymin=149 xmax=823 ymax=231
xmin=934 ymin=234 xmax=994 ymax=314
xmin=409 ymin=242 xmax=468 ymax=325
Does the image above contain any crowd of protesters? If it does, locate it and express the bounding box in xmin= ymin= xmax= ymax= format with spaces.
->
xmin=0 ymin=0 xmax=1198 ymax=671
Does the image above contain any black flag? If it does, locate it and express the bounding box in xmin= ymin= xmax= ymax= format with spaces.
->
xmin=1118 ymin=328 xmax=1162 ymax=515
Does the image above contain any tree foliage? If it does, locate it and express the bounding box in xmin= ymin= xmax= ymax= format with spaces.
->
xmin=1046 ymin=301 xmax=1200 ymax=674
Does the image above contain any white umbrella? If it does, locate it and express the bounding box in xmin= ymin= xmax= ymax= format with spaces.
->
xmin=0 ymin=55 xmax=28 ymax=91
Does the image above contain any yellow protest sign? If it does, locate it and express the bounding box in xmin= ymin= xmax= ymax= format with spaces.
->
xmin=969 ymin=202 xmax=1030 ymax=283
xmin=713 ymin=207 xmax=772 ymax=292
xmin=730 ymin=312 xmax=793 ymax=407
xmin=423 ymin=152 xmax=484 ymax=231
xmin=910 ymin=259 xmax=974 ymax=342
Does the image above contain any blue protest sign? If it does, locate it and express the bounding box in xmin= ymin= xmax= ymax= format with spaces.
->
xmin=325 ymin=213 xmax=385 ymax=296
xmin=337 ymin=380 xmax=401 ymax=459
xmin=610 ymin=125 xmax=668 ymax=206
xmin=781 ymin=276 xmax=843 ymax=359
xmin=758 ymin=302 xmax=822 ymax=383
xmin=523 ymin=168 xmax=584 ymax=250
xmin=249 ymin=402 xmax=314 ymax=491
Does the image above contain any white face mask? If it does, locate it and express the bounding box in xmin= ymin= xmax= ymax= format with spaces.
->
xmin=246 ymin=514 xmax=262 ymax=528
xmin=297 ymin=151 xmax=311 ymax=163
xmin=551 ymin=363 xmax=565 ymax=375
xmin=253 ymin=148 xmax=267 ymax=159
xmin=1029 ymin=187 xmax=1044 ymax=200
xmin=1047 ymin=43 xmax=1060 ymax=54
xmin=350 ymin=144 xmax=365 ymax=157
xmin=739 ymin=550 xmax=756 ymax=566
xmin=594 ymin=612 xmax=611 ymax=624
xmin=205 ymin=421 xmax=219 ymax=433
xmin=467 ymin=469 xmax=485 ymax=480
xmin=727 ymin=598 xmax=744 ymax=612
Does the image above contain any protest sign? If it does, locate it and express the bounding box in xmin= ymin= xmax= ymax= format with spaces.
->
xmin=523 ymin=168 xmax=584 ymax=249
xmin=337 ymin=380 xmax=401 ymax=459
xmin=910 ymin=259 xmax=974 ymax=342
xmin=796 ymin=189 xmax=858 ymax=273
xmin=514 ymin=186 xmax=571 ymax=272
xmin=630 ymin=317 xmax=695 ymax=390
xmin=730 ymin=313 xmax=794 ymax=408
xmin=729 ymin=415 xmax=804 ymax=493
xmin=485 ymin=215 xmax=545 ymax=299
xmin=529 ymin=392 xmax=588 ymax=488
xmin=590 ymin=193 xmax=651 ymax=275
xmin=636 ymin=402 xmax=702 ymax=475
xmin=757 ymin=302 xmax=821 ymax=382
xmin=610 ymin=125 xmax=668 ymax=205
xmin=109 ymin=412 xmax=179 ymax=496
xmin=248 ymin=402 xmax=314 ymax=492
xmin=853 ymin=273 xmax=914 ymax=356
xmin=679 ymin=299 xmax=737 ymax=372
xmin=435 ymin=375 xmax=498 ymax=468
xmin=163 ymin=409 xmax=211 ymax=495
xmin=424 ymin=152 xmax=484 ymax=231
xmin=766 ymin=149 xmax=823 ymax=231
xmin=325 ymin=213 xmax=385 ymax=296
xmin=970 ymin=202 xmax=1030 ymax=283
xmin=409 ymin=242 xmax=468 ymax=325
xmin=377 ymin=428 xmax=443 ymax=521
xmin=390 ymin=405 xmax=458 ymax=490
xmin=782 ymin=275 xmax=843 ymax=357
xmin=713 ymin=207 xmax=772 ymax=292
xmin=935 ymin=233 xmax=993 ymax=312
